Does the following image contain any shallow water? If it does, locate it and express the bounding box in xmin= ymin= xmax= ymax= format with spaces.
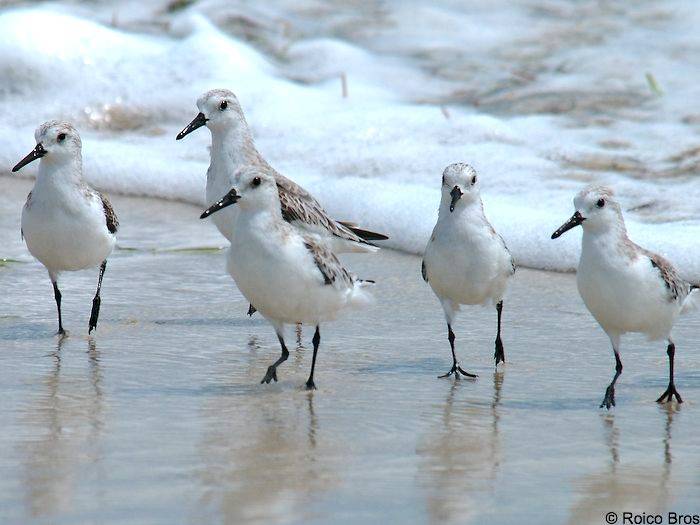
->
xmin=1 ymin=177 xmax=699 ymax=524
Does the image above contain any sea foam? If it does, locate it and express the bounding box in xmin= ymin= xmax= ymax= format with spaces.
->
xmin=1 ymin=2 xmax=699 ymax=281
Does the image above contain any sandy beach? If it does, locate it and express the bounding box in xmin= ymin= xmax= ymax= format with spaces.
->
xmin=1 ymin=176 xmax=699 ymax=524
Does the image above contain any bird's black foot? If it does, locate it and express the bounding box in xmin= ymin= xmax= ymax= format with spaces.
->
xmin=600 ymin=384 xmax=616 ymax=409
xmin=305 ymin=379 xmax=317 ymax=390
xmin=656 ymin=383 xmax=683 ymax=404
xmin=494 ymin=337 xmax=505 ymax=366
xmin=261 ymin=366 xmax=278 ymax=384
xmin=247 ymin=304 xmax=257 ymax=317
xmin=439 ymin=364 xmax=477 ymax=379
xmin=56 ymin=327 xmax=66 ymax=336
xmin=88 ymin=296 xmax=101 ymax=334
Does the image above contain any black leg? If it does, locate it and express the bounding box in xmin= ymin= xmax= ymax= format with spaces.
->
xmin=88 ymin=260 xmax=107 ymax=334
xmin=494 ymin=300 xmax=505 ymax=366
xmin=600 ymin=351 xmax=623 ymax=409
xmin=247 ymin=304 xmax=256 ymax=316
xmin=261 ymin=332 xmax=290 ymax=384
xmin=306 ymin=326 xmax=321 ymax=390
xmin=52 ymin=280 xmax=64 ymax=335
xmin=657 ymin=341 xmax=683 ymax=404
xmin=439 ymin=324 xmax=477 ymax=379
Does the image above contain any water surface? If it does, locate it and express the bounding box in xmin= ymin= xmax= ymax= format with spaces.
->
xmin=1 ymin=177 xmax=699 ymax=524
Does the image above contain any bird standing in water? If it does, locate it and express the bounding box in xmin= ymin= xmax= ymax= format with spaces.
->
xmin=13 ymin=121 xmax=118 ymax=335
xmin=422 ymin=163 xmax=515 ymax=379
xmin=552 ymin=185 xmax=697 ymax=408
xmin=200 ymin=166 xmax=374 ymax=389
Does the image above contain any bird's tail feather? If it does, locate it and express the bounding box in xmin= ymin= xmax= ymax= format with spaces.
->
xmin=348 ymin=279 xmax=374 ymax=309
xmin=681 ymin=285 xmax=700 ymax=314
xmin=337 ymin=221 xmax=389 ymax=241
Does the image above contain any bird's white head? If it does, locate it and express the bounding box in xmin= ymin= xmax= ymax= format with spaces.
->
xmin=552 ymin=185 xmax=624 ymax=239
xmin=12 ymin=121 xmax=82 ymax=173
xmin=441 ymin=163 xmax=480 ymax=213
xmin=176 ymin=89 xmax=247 ymax=140
xmin=200 ymin=166 xmax=278 ymax=220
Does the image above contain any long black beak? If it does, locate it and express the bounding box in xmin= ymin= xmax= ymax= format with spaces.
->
xmin=12 ymin=143 xmax=46 ymax=172
xmin=200 ymin=189 xmax=240 ymax=219
xmin=176 ymin=112 xmax=208 ymax=140
xmin=449 ymin=185 xmax=463 ymax=212
xmin=551 ymin=211 xmax=585 ymax=239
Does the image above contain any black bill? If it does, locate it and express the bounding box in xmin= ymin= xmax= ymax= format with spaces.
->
xmin=200 ymin=189 xmax=241 ymax=219
xmin=449 ymin=185 xmax=463 ymax=212
xmin=551 ymin=211 xmax=585 ymax=239
xmin=12 ymin=143 xmax=46 ymax=172
xmin=176 ymin=112 xmax=208 ymax=140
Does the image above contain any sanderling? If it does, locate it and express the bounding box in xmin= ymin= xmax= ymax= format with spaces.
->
xmin=551 ymin=185 xmax=698 ymax=408
xmin=200 ymin=166 xmax=373 ymax=389
xmin=12 ymin=121 xmax=118 ymax=334
xmin=422 ymin=163 xmax=515 ymax=378
xmin=176 ymin=89 xmax=388 ymax=251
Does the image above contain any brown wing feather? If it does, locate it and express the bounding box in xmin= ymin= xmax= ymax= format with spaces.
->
xmin=642 ymin=248 xmax=689 ymax=302
xmin=99 ymin=192 xmax=119 ymax=234
xmin=302 ymin=236 xmax=354 ymax=289
xmin=277 ymin=183 xmax=370 ymax=245
xmin=270 ymin=166 xmax=387 ymax=244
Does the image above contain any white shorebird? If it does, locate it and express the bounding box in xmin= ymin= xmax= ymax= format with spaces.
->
xmin=176 ymin=88 xmax=387 ymax=250
xmin=12 ymin=121 xmax=118 ymax=334
xmin=200 ymin=166 xmax=374 ymax=389
xmin=551 ymin=185 xmax=697 ymax=408
xmin=176 ymin=89 xmax=386 ymax=317
xmin=422 ymin=163 xmax=515 ymax=378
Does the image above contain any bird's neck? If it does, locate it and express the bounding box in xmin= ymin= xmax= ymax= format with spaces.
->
xmin=581 ymin=221 xmax=631 ymax=260
xmin=233 ymin=204 xmax=284 ymax=245
xmin=437 ymin=196 xmax=482 ymax=222
xmin=210 ymin=123 xmax=261 ymax=172
xmin=35 ymin=157 xmax=84 ymax=193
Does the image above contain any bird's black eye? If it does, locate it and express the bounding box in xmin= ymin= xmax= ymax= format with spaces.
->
xmin=219 ymin=100 xmax=228 ymax=111
xmin=471 ymin=175 xmax=477 ymax=184
xmin=57 ymin=133 xmax=66 ymax=142
xmin=252 ymin=177 xmax=261 ymax=187
xmin=597 ymin=198 xmax=605 ymax=208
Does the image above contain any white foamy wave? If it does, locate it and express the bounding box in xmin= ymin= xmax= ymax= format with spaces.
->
xmin=1 ymin=2 xmax=699 ymax=281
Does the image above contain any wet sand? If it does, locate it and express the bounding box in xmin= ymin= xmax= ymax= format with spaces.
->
xmin=1 ymin=176 xmax=699 ymax=524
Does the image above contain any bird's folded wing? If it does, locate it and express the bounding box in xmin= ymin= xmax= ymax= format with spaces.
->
xmin=21 ymin=191 xmax=33 ymax=240
xmin=99 ymin=192 xmax=119 ymax=234
xmin=302 ymin=236 xmax=354 ymax=289
xmin=491 ymin=223 xmax=516 ymax=274
xmin=277 ymin=183 xmax=370 ymax=245
xmin=644 ymin=249 xmax=688 ymax=302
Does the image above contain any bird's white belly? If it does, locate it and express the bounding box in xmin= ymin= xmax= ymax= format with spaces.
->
xmin=226 ymin=243 xmax=347 ymax=325
xmin=22 ymin=203 xmax=114 ymax=273
xmin=425 ymin=234 xmax=508 ymax=306
xmin=577 ymin=257 xmax=677 ymax=339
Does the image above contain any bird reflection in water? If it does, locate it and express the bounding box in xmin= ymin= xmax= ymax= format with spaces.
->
xmin=196 ymin=379 xmax=335 ymax=523
xmin=21 ymin=335 xmax=105 ymax=519
xmin=417 ymin=370 xmax=505 ymax=524
xmin=566 ymin=406 xmax=679 ymax=524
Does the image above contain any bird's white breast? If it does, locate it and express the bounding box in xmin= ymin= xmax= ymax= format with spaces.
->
xmin=22 ymin=184 xmax=115 ymax=274
xmin=227 ymin=213 xmax=352 ymax=325
xmin=577 ymin=234 xmax=680 ymax=339
xmin=424 ymin=212 xmax=511 ymax=307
